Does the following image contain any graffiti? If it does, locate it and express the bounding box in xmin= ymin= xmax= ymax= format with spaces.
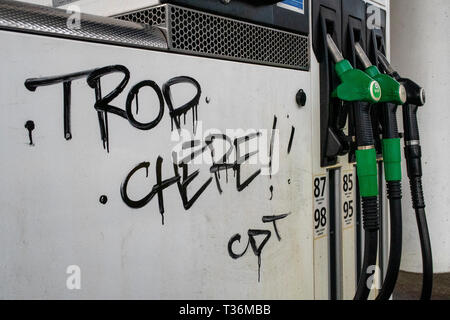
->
xmin=206 ymin=134 xmax=235 ymax=194
xmin=120 ymin=130 xmax=266 ymax=224
xmin=25 ymin=65 xmax=201 ymax=152
xmin=268 ymin=116 xmax=277 ymax=179
xmin=162 ymin=76 xmax=201 ymax=133
xmin=120 ymin=158 xmax=180 ymax=225
xmin=228 ymin=213 xmax=290 ymax=282
xmin=173 ymin=159 xmax=213 ymax=211
xmin=23 ymin=64 xmax=297 ymax=283
xmin=262 ymin=214 xmax=290 ymax=241
xmin=86 ymin=65 xmax=130 ymax=152
xmin=287 ymin=126 xmax=295 ymax=154
xmin=24 ymin=120 xmax=35 ymax=146
xmin=25 ymin=68 xmax=95 ymax=141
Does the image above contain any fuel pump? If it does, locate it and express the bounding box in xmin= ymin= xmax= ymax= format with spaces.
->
xmin=377 ymin=52 xmax=433 ymax=300
xmin=354 ymin=43 xmax=406 ymax=300
xmin=325 ymin=34 xmax=381 ymax=300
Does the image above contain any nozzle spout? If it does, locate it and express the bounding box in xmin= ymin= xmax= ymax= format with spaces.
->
xmin=376 ymin=51 xmax=396 ymax=76
xmin=355 ymin=43 xmax=373 ymax=70
xmin=326 ymin=34 xmax=344 ymax=63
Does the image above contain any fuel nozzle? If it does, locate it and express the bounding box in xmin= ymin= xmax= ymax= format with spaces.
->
xmin=377 ymin=51 xmax=426 ymax=180
xmin=326 ymin=34 xmax=380 ymax=301
xmin=355 ymin=43 xmax=406 ymax=105
xmin=355 ymin=43 xmax=404 ymax=183
xmin=326 ymin=34 xmax=382 ymax=104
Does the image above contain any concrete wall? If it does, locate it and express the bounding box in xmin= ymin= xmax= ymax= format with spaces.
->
xmin=391 ymin=0 xmax=450 ymax=273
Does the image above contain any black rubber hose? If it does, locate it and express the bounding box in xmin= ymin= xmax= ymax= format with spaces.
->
xmin=353 ymin=100 xmax=379 ymax=300
xmin=376 ymin=102 xmax=403 ymax=300
xmin=415 ymin=207 xmax=433 ymax=300
xmin=354 ymin=196 xmax=379 ymax=300
xmin=403 ymin=100 xmax=433 ymax=300
xmin=410 ymin=177 xmax=433 ymax=300
xmin=376 ymin=181 xmax=402 ymax=300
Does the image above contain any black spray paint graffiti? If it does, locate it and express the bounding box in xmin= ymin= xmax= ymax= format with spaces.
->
xmin=287 ymin=126 xmax=295 ymax=154
xmin=120 ymin=158 xmax=180 ymax=225
xmin=268 ymin=116 xmax=277 ymax=179
xmin=163 ymin=76 xmax=201 ymax=133
xmin=228 ymin=213 xmax=290 ymax=282
xmin=24 ymin=65 xmax=301 ymax=283
xmin=120 ymin=131 xmax=264 ymax=224
xmin=25 ymin=65 xmax=201 ymax=152
xmin=25 ymin=68 xmax=94 ymax=141
xmin=24 ymin=120 xmax=35 ymax=146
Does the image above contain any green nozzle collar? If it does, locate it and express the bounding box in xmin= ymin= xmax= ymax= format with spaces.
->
xmin=356 ymin=148 xmax=379 ymax=197
xmin=382 ymin=138 xmax=402 ymax=182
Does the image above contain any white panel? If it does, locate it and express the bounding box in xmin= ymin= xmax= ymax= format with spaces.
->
xmin=0 ymin=30 xmax=316 ymax=299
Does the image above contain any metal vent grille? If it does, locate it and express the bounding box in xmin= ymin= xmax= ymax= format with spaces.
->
xmin=117 ymin=5 xmax=167 ymax=26
xmin=117 ymin=5 xmax=309 ymax=70
xmin=0 ymin=0 xmax=167 ymax=50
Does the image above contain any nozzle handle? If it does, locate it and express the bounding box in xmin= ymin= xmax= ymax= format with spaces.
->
xmin=403 ymin=104 xmax=421 ymax=142
xmin=354 ymin=101 xmax=376 ymax=148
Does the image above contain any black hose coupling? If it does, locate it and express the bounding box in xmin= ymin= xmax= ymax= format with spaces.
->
xmin=387 ymin=180 xmax=402 ymax=201
xmin=362 ymin=197 xmax=379 ymax=232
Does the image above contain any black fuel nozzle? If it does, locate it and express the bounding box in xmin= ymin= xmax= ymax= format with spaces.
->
xmin=398 ymin=81 xmax=425 ymax=193
xmin=377 ymin=51 xmax=426 ymax=206
xmin=377 ymin=50 xmax=426 ymax=107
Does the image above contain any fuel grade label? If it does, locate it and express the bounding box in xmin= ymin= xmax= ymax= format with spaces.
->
xmin=313 ymin=173 xmax=329 ymax=239
xmin=341 ymin=169 xmax=356 ymax=228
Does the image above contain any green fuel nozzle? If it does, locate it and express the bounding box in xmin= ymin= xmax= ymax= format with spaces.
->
xmin=326 ymin=35 xmax=379 ymax=200
xmin=326 ymin=34 xmax=382 ymax=104
xmin=354 ymin=43 xmax=404 ymax=183
xmin=355 ymin=43 xmax=407 ymax=105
